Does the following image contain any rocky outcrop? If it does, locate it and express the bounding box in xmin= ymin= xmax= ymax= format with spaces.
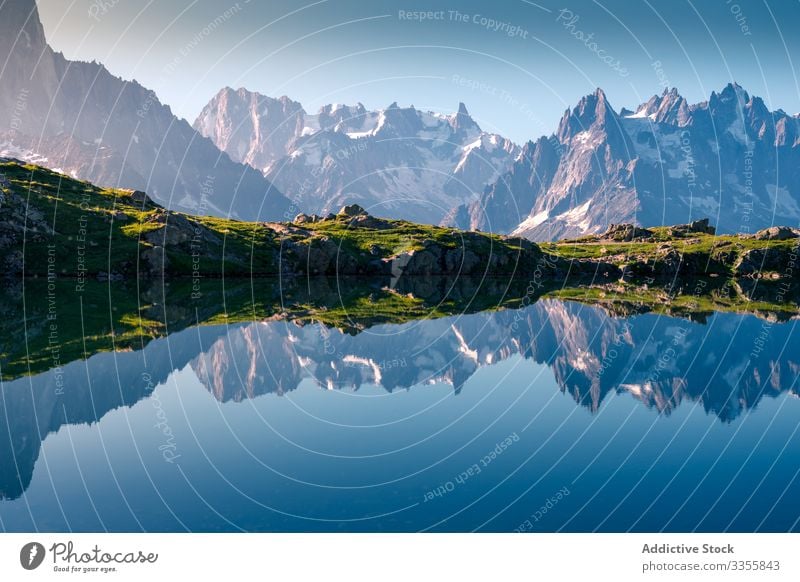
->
xmin=752 ymin=226 xmax=800 ymax=240
xmin=621 ymin=247 xmax=727 ymax=281
xmin=601 ymin=223 xmax=654 ymax=242
xmin=668 ymin=218 xmax=716 ymax=237
xmin=0 ymin=166 xmax=55 ymax=273
xmin=338 ymin=204 xmax=367 ymax=217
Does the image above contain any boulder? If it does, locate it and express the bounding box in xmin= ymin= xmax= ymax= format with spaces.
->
xmin=601 ymin=223 xmax=653 ymax=242
xmin=669 ymin=218 xmax=716 ymax=236
xmin=349 ymin=214 xmax=393 ymax=230
xmin=338 ymin=204 xmax=367 ymax=217
xmin=294 ymin=213 xmax=311 ymax=224
xmin=444 ymin=248 xmax=482 ymax=273
xmin=305 ymin=236 xmax=339 ymax=274
xmin=753 ymin=226 xmax=800 ymax=240
xmin=124 ymin=189 xmax=156 ymax=207
xmin=688 ymin=219 xmax=714 ymax=234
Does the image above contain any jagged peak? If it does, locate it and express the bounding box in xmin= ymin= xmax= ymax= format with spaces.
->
xmin=557 ymin=88 xmax=620 ymax=141
xmin=0 ymin=0 xmax=47 ymax=52
xmin=204 ymin=88 xmax=305 ymax=119
xmin=450 ymin=101 xmax=480 ymax=135
xmin=720 ymin=81 xmax=750 ymax=103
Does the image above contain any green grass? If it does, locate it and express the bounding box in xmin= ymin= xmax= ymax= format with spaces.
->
xmin=309 ymin=216 xmax=512 ymax=256
xmin=544 ymin=232 xmax=798 ymax=265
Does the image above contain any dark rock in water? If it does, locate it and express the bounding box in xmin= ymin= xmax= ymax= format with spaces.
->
xmin=338 ymin=204 xmax=367 ymax=217
xmin=752 ymin=226 xmax=800 ymax=240
xmin=444 ymin=248 xmax=481 ymax=273
xmin=388 ymin=236 xmax=547 ymax=279
xmin=602 ymin=223 xmax=654 ymax=242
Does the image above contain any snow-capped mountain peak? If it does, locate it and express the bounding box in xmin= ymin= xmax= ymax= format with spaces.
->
xmin=195 ymin=92 xmax=521 ymax=223
xmin=458 ymin=82 xmax=800 ymax=240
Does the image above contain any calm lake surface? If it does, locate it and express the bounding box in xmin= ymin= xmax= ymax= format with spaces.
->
xmin=1 ymin=299 xmax=798 ymax=532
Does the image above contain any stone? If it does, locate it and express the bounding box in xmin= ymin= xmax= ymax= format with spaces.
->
xmin=127 ymin=189 xmax=154 ymax=206
xmin=338 ymin=204 xmax=367 ymax=217
xmin=349 ymin=214 xmax=393 ymax=230
xmin=294 ymin=213 xmax=311 ymax=224
xmin=688 ymin=218 xmax=715 ymax=234
xmin=601 ymin=223 xmax=653 ymax=242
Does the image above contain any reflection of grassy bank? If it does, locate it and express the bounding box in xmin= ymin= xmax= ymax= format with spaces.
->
xmin=547 ymin=278 xmax=800 ymax=321
xmin=1 ymin=274 xmax=798 ymax=381
xmin=0 ymin=276 xmax=533 ymax=379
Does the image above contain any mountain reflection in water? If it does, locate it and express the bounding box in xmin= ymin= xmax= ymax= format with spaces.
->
xmin=0 ymin=278 xmax=798 ymax=531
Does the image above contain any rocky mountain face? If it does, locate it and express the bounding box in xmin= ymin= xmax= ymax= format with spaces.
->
xmin=193 ymin=88 xmax=306 ymax=171
xmin=0 ymin=0 xmax=290 ymax=220
xmin=194 ymin=87 xmax=520 ymax=224
xmin=450 ymin=84 xmax=800 ymax=240
xmin=198 ymin=82 xmax=800 ymax=239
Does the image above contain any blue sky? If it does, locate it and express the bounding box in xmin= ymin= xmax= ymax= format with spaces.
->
xmin=37 ymin=0 xmax=800 ymax=143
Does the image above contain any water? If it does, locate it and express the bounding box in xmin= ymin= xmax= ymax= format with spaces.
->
xmin=1 ymin=298 xmax=798 ymax=532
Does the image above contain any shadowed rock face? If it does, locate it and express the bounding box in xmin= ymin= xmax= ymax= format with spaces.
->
xmin=0 ymin=0 xmax=291 ymax=221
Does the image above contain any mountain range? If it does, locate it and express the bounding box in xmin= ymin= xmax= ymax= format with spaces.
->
xmin=0 ymin=0 xmax=290 ymax=220
xmin=196 ymin=84 xmax=800 ymax=240
xmin=466 ymin=84 xmax=800 ymax=240
xmin=194 ymin=87 xmax=519 ymax=224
